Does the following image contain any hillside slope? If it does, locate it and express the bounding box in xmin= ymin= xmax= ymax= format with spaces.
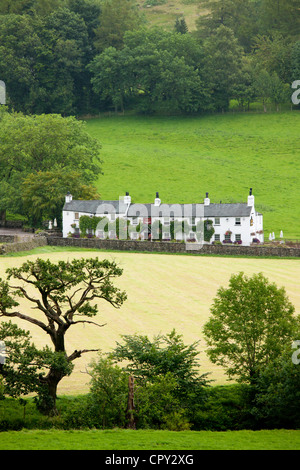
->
xmin=137 ymin=0 xmax=207 ymax=31
xmin=86 ymin=112 xmax=300 ymax=240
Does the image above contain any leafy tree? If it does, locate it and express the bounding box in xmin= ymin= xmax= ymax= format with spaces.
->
xmin=93 ymin=0 xmax=142 ymax=52
xmin=0 ymin=257 xmax=127 ymax=415
xmin=195 ymin=0 xmax=260 ymax=52
xmin=110 ymin=329 xmax=210 ymax=419
xmin=21 ymin=169 xmax=100 ymax=228
xmin=0 ymin=321 xmax=42 ymax=398
xmin=258 ymin=0 xmax=300 ymax=40
xmin=203 ymin=272 xmax=300 ymax=385
xmin=201 ymin=25 xmax=244 ymax=111
xmin=291 ymin=41 xmax=300 ymax=81
xmin=252 ymin=34 xmax=293 ymax=84
xmin=252 ymin=346 xmax=300 ymax=428
xmin=174 ymin=17 xmax=188 ymax=34
xmin=0 ymin=112 xmax=101 ymax=221
xmin=89 ymin=28 xmax=211 ymax=113
xmin=252 ymin=68 xmax=273 ymax=112
xmin=87 ymin=353 xmax=129 ymax=428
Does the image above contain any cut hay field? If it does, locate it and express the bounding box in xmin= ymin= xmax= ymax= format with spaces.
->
xmin=85 ymin=112 xmax=300 ymax=240
xmin=1 ymin=249 xmax=299 ymax=395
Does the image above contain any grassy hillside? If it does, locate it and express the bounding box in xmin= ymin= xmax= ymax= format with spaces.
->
xmin=2 ymin=249 xmax=299 ymax=395
xmin=86 ymin=112 xmax=300 ymax=240
xmin=137 ymin=0 xmax=207 ymax=31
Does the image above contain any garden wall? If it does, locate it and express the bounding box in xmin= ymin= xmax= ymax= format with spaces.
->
xmin=46 ymin=237 xmax=300 ymax=258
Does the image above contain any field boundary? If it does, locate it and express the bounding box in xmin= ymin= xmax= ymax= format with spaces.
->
xmin=1 ymin=235 xmax=300 ymax=257
xmin=46 ymin=237 xmax=300 ymax=258
xmin=0 ymin=236 xmax=47 ymax=254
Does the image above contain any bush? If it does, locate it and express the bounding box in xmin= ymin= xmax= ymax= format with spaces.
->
xmin=134 ymin=373 xmax=190 ymax=430
xmin=87 ymin=354 xmax=129 ymax=429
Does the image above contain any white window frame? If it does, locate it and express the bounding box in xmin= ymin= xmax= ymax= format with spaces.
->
xmin=235 ymin=217 xmax=241 ymax=226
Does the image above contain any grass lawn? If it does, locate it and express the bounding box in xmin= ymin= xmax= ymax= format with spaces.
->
xmin=85 ymin=112 xmax=300 ymax=240
xmin=1 ymin=247 xmax=299 ymax=395
xmin=0 ymin=428 xmax=300 ymax=450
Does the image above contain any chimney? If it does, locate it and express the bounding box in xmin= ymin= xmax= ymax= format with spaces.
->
xmin=204 ymin=192 xmax=210 ymax=206
xmin=154 ymin=192 xmax=161 ymax=206
xmin=247 ymin=188 xmax=255 ymax=206
xmin=65 ymin=191 xmax=72 ymax=203
xmin=124 ymin=191 xmax=131 ymax=204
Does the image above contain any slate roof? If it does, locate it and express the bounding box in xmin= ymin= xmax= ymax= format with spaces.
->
xmin=204 ymin=203 xmax=252 ymax=217
xmin=64 ymin=200 xmax=252 ymax=218
xmin=63 ymin=200 xmax=128 ymax=214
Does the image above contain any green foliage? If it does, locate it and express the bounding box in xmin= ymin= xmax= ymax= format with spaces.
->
xmin=89 ymin=28 xmax=211 ymax=114
xmin=134 ymin=373 xmax=190 ymax=430
xmin=204 ymin=219 xmax=214 ymax=242
xmin=0 ymin=111 xmax=101 ymax=223
xmin=0 ymin=257 xmax=127 ymax=415
xmin=110 ymin=329 xmax=210 ymax=425
xmin=87 ymin=354 xmax=129 ymax=428
xmin=203 ymin=272 xmax=300 ymax=384
xmin=252 ymin=348 xmax=300 ymax=429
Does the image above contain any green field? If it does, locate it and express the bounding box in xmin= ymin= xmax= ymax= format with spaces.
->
xmin=1 ymin=428 xmax=300 ymax=450
xmin=1 ymin=247 xmax=300 ymax=395
xmin=85 ymin=112 xmax=300 ymax=240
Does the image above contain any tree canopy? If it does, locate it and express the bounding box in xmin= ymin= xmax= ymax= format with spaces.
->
xmin=0 ymin=111 xmax=101 ymax=225
xmin=203 ymin=272 xmax=300 ymax=384
xmin=0 ymin=257 xmax=127 ymax=414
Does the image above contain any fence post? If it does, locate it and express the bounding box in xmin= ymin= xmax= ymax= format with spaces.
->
xmin=127 ymin=375 xmax=136 ymax=429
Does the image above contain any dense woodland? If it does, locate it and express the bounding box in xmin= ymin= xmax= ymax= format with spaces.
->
xmin=0 ymin=0 xmax=299 ymax=115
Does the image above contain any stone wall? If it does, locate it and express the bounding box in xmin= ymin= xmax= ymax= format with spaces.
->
xmin=47 ymin=237 xmax=300 ymax=258
xmin=0 ymin=236 xmax=47 ymax=254
xmin=0 ymin=235 xmax=15 ymax=244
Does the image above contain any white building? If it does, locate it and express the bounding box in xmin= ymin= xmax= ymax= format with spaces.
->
xmin=62 ymin=189 xmax=264 ymax=246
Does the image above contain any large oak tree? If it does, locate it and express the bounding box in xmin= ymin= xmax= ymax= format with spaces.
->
xmin=0 ymin=257 xmax=127 ymax=415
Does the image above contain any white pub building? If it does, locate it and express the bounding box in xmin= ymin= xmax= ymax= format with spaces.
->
xmin=62 ymin=188 xmax=264 ymax=246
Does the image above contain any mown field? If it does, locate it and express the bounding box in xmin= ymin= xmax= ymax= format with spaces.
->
xmin=1 ymin=247 xmax=300 ymax=395
xmin=85 ymin=112 xmax=300 ymax=240
xmin=1 ymin=428 xmax=300 ymax=450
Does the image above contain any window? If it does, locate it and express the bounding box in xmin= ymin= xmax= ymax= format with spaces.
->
xmin=225 ymin=233 xmax=231 ymax=241
xmin=164 ymin=217 xmax=170 ymax=226
xmin=235 ymin=217 xmax=241 ymax=225
xmin=190 ymin=217 xmax=196 ymax=226
xmin=235 ymin=234 xmax=241 ymax=241
xmin=74 ymin=212 xmax=79 ymax=220
xmin=215 ymin=217 xmax=220 ymax=225
xmin=163 ymin=232 xmax=171 ymax=239
xmin=214 ymin=234 xmax=220 ymax=241
xmin=132 ymin=217 xmax=138 ymax=225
